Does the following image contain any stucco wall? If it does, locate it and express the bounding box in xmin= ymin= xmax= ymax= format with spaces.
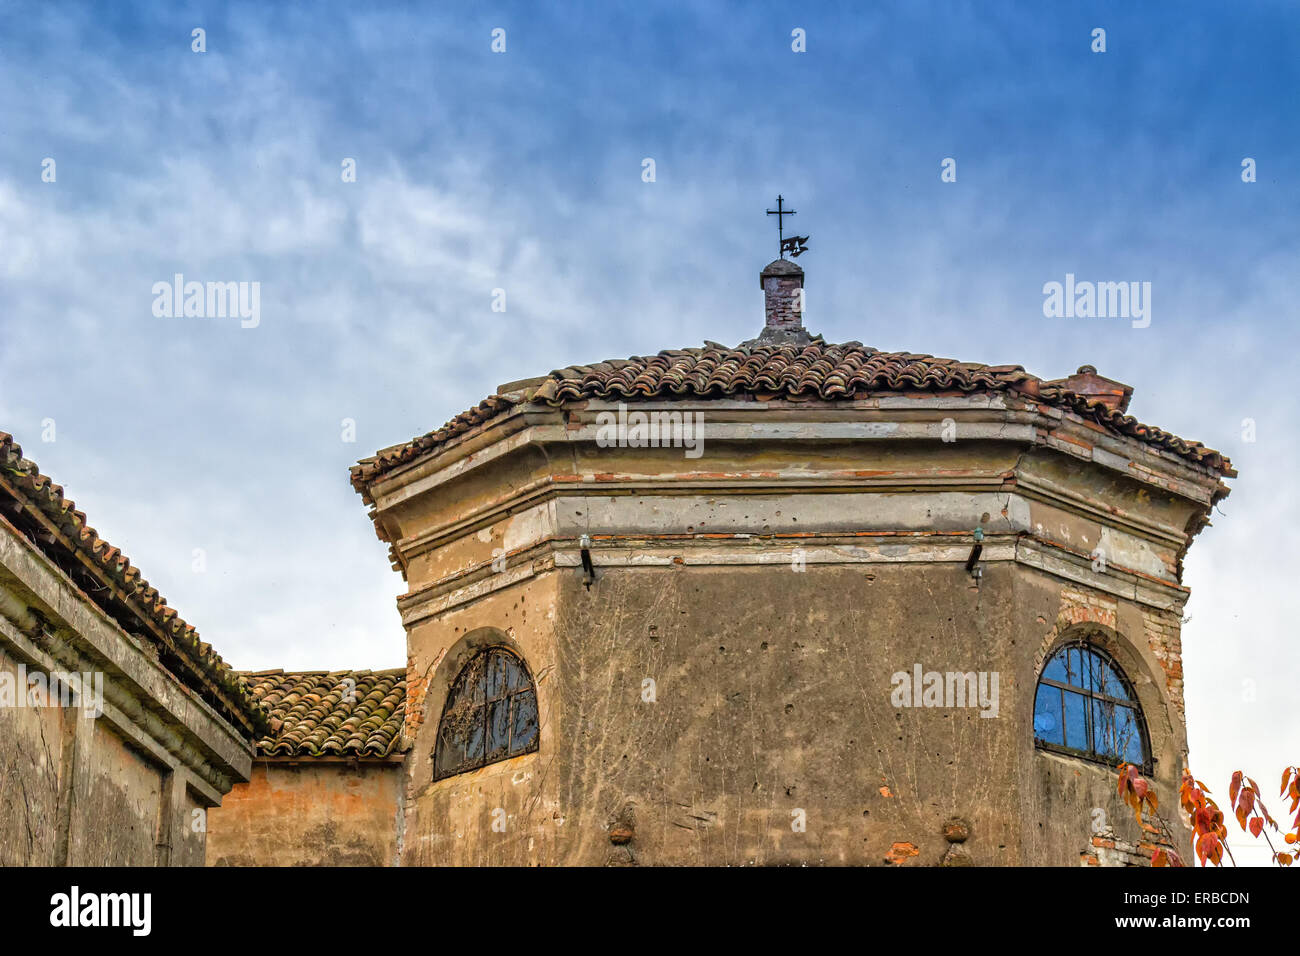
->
xmin=206 ymin=761 xmax=403 ymax=866
xmin=398 ymin=558 xmax=1189 ymax=866
xmin=66 ymin=721 xmax=164 ymax=866
xmin=0 ymin=644 xmax=68 ymax=865
xmin=0 ymin=644 xmax=200 ymax=866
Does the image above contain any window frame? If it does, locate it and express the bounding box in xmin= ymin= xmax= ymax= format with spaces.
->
xmin=1033 ymin=641 xmax=1152 ymax=773
xmin=432 ymin=645 xmax=540 ymax=781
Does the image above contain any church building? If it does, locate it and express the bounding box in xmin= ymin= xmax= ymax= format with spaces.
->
xmin=208 ymin=252 xmax=1234 ymax=866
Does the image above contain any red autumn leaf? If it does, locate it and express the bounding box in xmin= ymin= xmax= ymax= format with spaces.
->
xmin=1230 ymin=770 xmax=1243 ymax=806
xmin=1250 ymin=817 xmax=1264 ymax=837
xmin=1203 ymin=834 xmax=1223 ymax=866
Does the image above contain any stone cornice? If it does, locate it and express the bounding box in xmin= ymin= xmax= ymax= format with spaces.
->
xmin=367 ymin=396 xmax=1226 ymax=512
xmin=392 ymin=472 xmax=1192 ymax=572
xmin=366 ymin=395 xmax=1226 ymax=593
xmin=396 ymin=530 xmax=1189 ymax=625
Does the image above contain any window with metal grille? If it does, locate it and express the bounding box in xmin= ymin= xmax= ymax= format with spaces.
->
xmin=434 ymin=646 xmax=539 ymax=781
xmin=1033 ymin=643 xmax=1149 ymax=770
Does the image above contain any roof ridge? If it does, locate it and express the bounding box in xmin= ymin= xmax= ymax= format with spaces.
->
xmin=349 ymin=341 xmax=1234 ymax=493
xmin=239 ymin=666 xmax=405 ymax=678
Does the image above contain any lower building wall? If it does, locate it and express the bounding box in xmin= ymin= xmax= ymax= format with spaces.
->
xmin=65 ymin=722 xmax=163 ymax=866
xmin=206 ymin=760 xmax=403 ymax=866
xmin=0 ymin=644 xmax=208 ymax=866
xmin=0 ymin=644 xmax=68 ymax=865
xmin=399 ymin=559 xmax=1191 ymax=866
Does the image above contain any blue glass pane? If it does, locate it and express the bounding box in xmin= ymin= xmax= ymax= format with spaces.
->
xmin=1116 ymin=705 xmax=1143 ymax=763
xmin=504 ymin=655 xmax=527 ymax=692
xmin=1034 ymin=685 xmax=1063 ymax=744
xmin=486 ymin=699 xmax=510 ymax=760
xmin=1102 ymin=662 xmax=1129 ymax=700
xmin=464 ymin=707 xmax=485 ymax=762
xmin=1085 ymin=653 xmax=1124 ymax=698
xmin=1067 ymin=649 xmax=1086 ymax=689
xmin=1087 ymin=652 xmax=1107 ymax=694
xmin=509 ymin=690 xmax=539 ymax=755
xmin=1092 ymin=698 xmax=1118 ymax=759
xmin=1091 ymin=700 xmax=1144 ymax=763
xmin=1042 ymin=651 xmax=1068 ymax=683
xmin=485 ymin=652 xmax=508 ymax=699
xmin=1063 ymin=690 xmax=1089 ymax=750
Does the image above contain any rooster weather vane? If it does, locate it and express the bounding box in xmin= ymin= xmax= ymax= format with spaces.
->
xmin=766 ymin=194 xmax=809 ymax=259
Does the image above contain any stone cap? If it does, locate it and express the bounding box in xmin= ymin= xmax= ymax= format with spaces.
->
xmin=759 ymin=257 xmax=804 ymax=289
xmin=1046 ymin=365 xmax=1134 ymax=414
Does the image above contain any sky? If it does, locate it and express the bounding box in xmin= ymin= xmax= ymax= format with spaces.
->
xmin=0 ymin=1 xmax=1295 ymax=864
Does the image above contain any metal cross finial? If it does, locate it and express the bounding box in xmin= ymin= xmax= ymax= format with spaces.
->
xmin=766 ymin=195 xmax=809 ymax=259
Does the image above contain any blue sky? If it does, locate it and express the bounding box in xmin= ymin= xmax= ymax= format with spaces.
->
xmin=1 ymin=1 xmax=1296 ymax=862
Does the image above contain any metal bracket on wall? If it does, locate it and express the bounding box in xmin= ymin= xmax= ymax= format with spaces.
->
xmin=965 ymin=526 xmax=984 ymax=579
xmin=579 ymin=534 xmax=596 ymax=589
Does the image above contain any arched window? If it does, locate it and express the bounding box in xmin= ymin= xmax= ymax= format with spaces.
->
xmin=1033 ymin=643 xmax=1149 ymax=769
xmin=434 ymin=646 xmax=539 ymax=781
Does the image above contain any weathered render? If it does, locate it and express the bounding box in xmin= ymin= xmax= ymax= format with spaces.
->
xmin=0 ymin=433 xmax=263 ymax=866
xmin=351 ymin=259 xmax=1232 ymax=866
xmin=206 ymin=670 xmax=407 ymax=866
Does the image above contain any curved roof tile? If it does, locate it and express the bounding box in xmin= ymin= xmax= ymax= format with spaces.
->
xmin=351 ymin=340 xmax=1233 ymax=491
xmin=242 ymin=669 xmax=407 ymax=758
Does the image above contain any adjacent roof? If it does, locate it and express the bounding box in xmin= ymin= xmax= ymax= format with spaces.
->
xmin=351 ymin=339 xmax=1234 ymax=491
xmin=0 ymin=432 xmax=267 ymax=737
xmin=241 ymin=669 xmax=407 ymax=758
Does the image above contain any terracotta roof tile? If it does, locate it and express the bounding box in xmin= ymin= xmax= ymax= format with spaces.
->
xmin=241 ymin=669 xmax=407 ymax=758
xmin=351 ymin=340 xmax=1234 ymax=490
xmin=0 ymin=432 xmax=267 ymax=736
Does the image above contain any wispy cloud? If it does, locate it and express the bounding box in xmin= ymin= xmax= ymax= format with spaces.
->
xmin=0 ymin=1 xmax=1295 ymax=852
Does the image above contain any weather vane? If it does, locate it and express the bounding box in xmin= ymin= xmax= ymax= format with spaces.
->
xmin=766 ymin=194 xmax=809 ymax=259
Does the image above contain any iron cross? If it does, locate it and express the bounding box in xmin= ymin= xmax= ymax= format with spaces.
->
xmin=766 ymin=195 xmax=809 ymax=258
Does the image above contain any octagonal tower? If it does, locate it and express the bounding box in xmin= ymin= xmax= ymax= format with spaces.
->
xmin=352 ymin=259 xmax=1233 ymax=866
